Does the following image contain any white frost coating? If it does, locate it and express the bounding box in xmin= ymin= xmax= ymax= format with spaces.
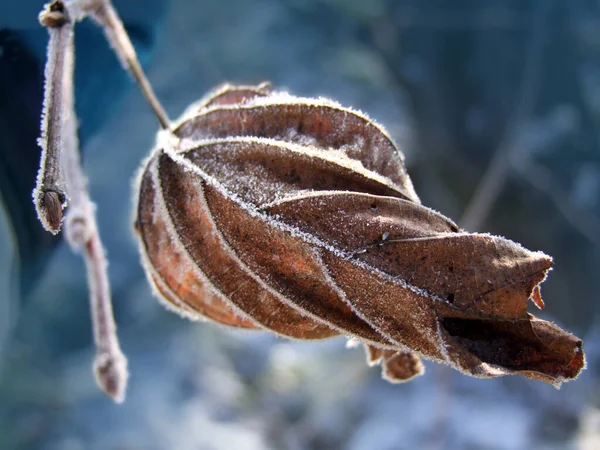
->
xmin=61 ymin=34 xmax=95 ymax=249
xmin=149 ymin=154 xmax=262 ymax=328
xmin=178 ymin=97 xmax=212 ymax=121
xmin=167 ymin=84 xmax=421 ymax=203
xmin=478 ymin=363 xmax=514 ymax=378
xmin=64 ymin=206 xmax=94 ymax=248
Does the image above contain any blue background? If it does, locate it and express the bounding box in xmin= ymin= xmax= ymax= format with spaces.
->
xmin=0 ymin=1 xmax=599 ymax=449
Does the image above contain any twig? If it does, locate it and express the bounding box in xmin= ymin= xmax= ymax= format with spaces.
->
xmin=33 ymin=1 xmax=71 ymax=234
xmin=82 ymin=0 xmax=170 ymax=129
xmin=38 ymin=0 xmax=128 ymax=402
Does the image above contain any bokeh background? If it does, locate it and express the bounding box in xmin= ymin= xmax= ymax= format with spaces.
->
xmin=1 ymin=0 xmax=599 ymax=449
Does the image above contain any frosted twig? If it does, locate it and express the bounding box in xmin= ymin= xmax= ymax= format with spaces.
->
xmin=80 ymin=0 xmax=170 ymax=129
xmin=37 ymin=0 xmax=128 ymax=402
xmin=83 ymin=226 xmax=129 ymax=402
xmin=33 ymin=1 xmax=72 ymax=234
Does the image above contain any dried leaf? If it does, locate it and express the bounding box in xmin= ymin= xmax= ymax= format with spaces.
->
xmin=135 ymin=84 xmax=585 ymax=387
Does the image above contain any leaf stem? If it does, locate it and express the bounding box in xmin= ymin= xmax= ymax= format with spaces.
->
xmin=86 ymin=0 xmax=171 ymax=129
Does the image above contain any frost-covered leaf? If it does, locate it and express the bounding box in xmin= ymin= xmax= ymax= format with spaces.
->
xmin=135 ymin=84 xmax=585 ymax=387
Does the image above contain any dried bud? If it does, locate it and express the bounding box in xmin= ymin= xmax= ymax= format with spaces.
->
xmin=135 ymin=83 xmax=585 ymax=387
xmin=40 ymin=190 xmax=65 ymax=233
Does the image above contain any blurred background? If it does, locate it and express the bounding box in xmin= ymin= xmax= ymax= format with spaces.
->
xmin=1 ymin=0 xmax=599 ymax=449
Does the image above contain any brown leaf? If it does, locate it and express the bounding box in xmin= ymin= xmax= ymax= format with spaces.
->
xmin=135 ymin=83 xmax=585 ymax=387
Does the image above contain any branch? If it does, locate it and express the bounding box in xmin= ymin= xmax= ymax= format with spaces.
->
xmin=37 ymin=0 xmax=128 ymax=402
